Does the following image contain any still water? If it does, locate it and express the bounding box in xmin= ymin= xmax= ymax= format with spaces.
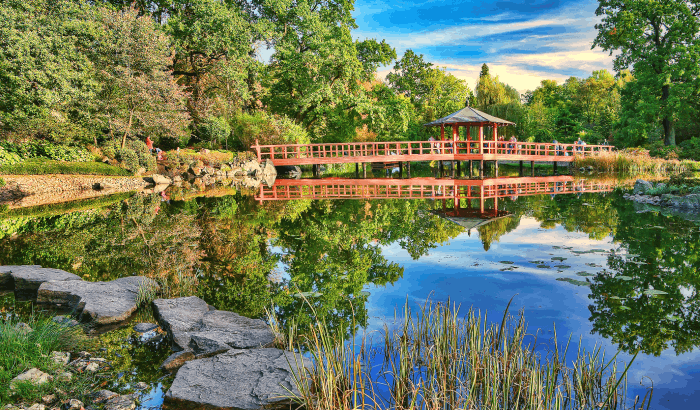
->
xmin=2 ymin=174 xmax=699 ymax=409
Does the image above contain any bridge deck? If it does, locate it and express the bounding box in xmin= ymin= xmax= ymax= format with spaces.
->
xmin=253 ymin=140 xmax=613 ymax=166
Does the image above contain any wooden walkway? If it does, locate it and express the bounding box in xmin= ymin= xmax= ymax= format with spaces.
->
xmin=253 ymin=140 xmax=613 ymax=166
xmin=255 ymin=176 xmax=616 ymax=212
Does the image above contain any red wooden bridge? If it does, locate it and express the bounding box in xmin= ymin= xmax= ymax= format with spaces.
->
xmin=255 ymin=176 xmax=616 ymax=212
xmin=252 ymin=140 xmax=613 ymax=167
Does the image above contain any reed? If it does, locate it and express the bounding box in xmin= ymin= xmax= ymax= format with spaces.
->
xmin=288 ymin=298 xmax=651 ymax=410
xmin=572 ymin=149 xmax=695 ymax=176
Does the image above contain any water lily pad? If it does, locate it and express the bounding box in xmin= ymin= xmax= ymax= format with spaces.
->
xmin=576 ymin=271 xmax=594 ymax=277
xmin=571 ymin=250 xmax=587 ymax=254
xmin=499 ymin=261 xmax=514 ymax=264
xmin=586 ymin=263 xmax=602 ymax=268
xmin=616 ymin=276 xmax=633 ymax=281
xmin=556 ymin=277 xmax=590 ymax=287
xmin=551 ymin=257 xmax=567 ymax=261
xmin=500 ymin=267 xmax=518 ymax=271
xmin=529 ymin=260 xmax=545 ymax=264
xmin=644 ymin=289 xmax=668 ymax=296
xmin=589 ymin=249 xmax=607 ymax=253
xmin=552 ymin=246 xmax=561 ymax=249
xmin=536 ymin=264 xmax=551 ymax=269
xmin=619 ymin=306 xmax=631 ymax=311
xmin=554 ymin=265 xmax=571 ymax=269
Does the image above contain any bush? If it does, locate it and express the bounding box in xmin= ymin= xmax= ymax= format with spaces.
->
xmin=0 ymin=146 xmax=22 ymax=166
xmin=230 ymin=111 xmax=310 ymax=151
xmin=196 ymin=116 xmax=232 ymax=149
xmin=647 ymin=141 xmax=681 ymax=160
xmin=0 ymin=158 xmax=131 ymax=176
xmin=101 ymin=139 xmax=156 ymax=173
xmin=678 ymin=137 xmax=700 ymax=161
xmin=0 ymin=141 xmax=93 ymax=162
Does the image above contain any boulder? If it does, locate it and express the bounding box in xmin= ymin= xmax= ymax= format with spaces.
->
xmin=51 ymin=351 xmax=70 ymax=366
xmin=242 ymin=176 xmax=261 ymax=189
xmin=11 ymin=368 xmax=52 ymax=389
xmin=151 ymin=174 xmax=172 ymax=185
xmin=668 ymin=193 xmax=700 ymax=209
xmin=53 ymin=315 xmax=79 ymax=327
xmin=104 ymin=395 xmax=137 ymax=410
xmin=37 ymin=276 xmax=159 ymax=325
xmin=90 ymin=389 xmax=118 ymax=404
xmin=0 ymin=265 xmax=81 ymax=299
xmin=161 ymin=350 xmax=195 ymax=372
xmin=242 ymin=160 xmax=262 ymax=176
xmin=189 ymin=166 xmax=202 ymax=176
xmin=133 ymin=323 xmax=158 ymax=333
xmin=164 ymin=349 xmax=309 ymax=410
xmin=152 ymin=297 xmax=275 ymax=367
xmin=634 ymin=179 xmax=653 ymax=195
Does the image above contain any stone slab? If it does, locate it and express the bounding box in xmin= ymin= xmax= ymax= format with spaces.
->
xmin=1 ymin=265 xmax=81 ymax=298
xmin=37 ymin=276 xmax=158 ymax=325
xmin=164 ymin=348 xmax=308 ymax=410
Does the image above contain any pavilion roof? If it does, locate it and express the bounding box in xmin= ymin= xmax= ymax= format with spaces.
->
xmin=424 ymin=106 xmax=515 ymax=127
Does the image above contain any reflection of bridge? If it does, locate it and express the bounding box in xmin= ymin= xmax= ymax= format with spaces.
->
xmin=255 ymin=176 xmax=616 ymax=212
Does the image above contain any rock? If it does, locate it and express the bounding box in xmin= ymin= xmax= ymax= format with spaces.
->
xmin=37 ymin=276 xmax=159 ymax=325
xmin=15 ymin=322 xmax=32 ymax=334
xmin=11 ymin=368 xmax=52 ymax=389
xmin=153 ymin=298 xmax=275 ymax=352
xmin=26 ymin=405 xmax=46 ymax=410
xmin=50 ymin=351 xmax=70 ymax=366
xmin=133 ymin=323 xmax=158 ymax=333
xmin=94 ymin=182 xmax=116 ymax=190
xmin=172 ymin=175 xmax=182 ymax=183
xmin=656 ymin=182 xmax=667 ymax=192
xmin=242 ymin=176 xmax=261 ymax=189
xmin=104 ymin=395 xmax=136 ymax=410
xmin=668 ymin=193 xmax=700 ymax=209
xmin=57 ymin=371 xmax=73 ymax=382
xmin=135 ymin=167 xmax=146 ymax=177
xmin=66 ymin=399 xmax=83 ymax=410
xmin=90 ymin=390 xmax=118 ymax=403
xmin=42 ymin=394 xmax=56 ymax=405
xmin=634 ymin=179 xmax=653 ymax=195
xmin=242 ymin=160 xmax=262 ymax=176
xmin=85 ymin=362 xmax=100 ymax=372
xmin=161 ymin=350 xmax=195 ymax=372
xmin=52 ymin=315 xmax=79 ymax=327
xmin=0 ymin=265 xmax=80 ymax=298
xmin=165 ymin=349 xmax=310 ymax=410
xmin=133 ymin=382 xmax=149 ymax=390
xmin=189 ymin=166 xmax=202 ymax=176
xmin=150 ymin=174 xmax=172 ymax=185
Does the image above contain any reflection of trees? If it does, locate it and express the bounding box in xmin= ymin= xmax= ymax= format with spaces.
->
xmin=588 ymin=199 xmax=700 ymax=356
xmin=477 ymin=215 xmax=521 ymax=251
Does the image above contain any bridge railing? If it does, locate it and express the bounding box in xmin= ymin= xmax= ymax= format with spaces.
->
xmin=253 ymin=140 xmax=613 ymax=162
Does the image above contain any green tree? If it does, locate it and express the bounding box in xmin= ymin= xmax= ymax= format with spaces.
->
xmin=386 ymin=50 xmax=434 ymax=104
xmin=593 ymin=0 xmax=700 ymax=146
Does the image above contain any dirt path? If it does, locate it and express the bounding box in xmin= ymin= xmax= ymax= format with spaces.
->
xmin=0 ymin=175 xmax=148 ymax=209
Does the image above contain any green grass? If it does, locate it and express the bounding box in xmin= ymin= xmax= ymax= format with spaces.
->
xmin=0 ymin=192 xmax=134 ymax=218
xmin=0 ymin=177 xmax=5 ymax=187
xmin=573 ymin=149 xmax=694 ymax=176
xmin=287 ymin=298 xmax=650 ymax=410
xmin=0 ymin=314 xmax=103 ymax=406
xmin=0 ymin=158 xmax=131 ymax=176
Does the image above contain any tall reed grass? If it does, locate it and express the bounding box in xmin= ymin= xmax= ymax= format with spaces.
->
xmin=573 ymin=149 xmax=695 ymax=176
xmin=288 ymin=298 xmax=651 ymax=410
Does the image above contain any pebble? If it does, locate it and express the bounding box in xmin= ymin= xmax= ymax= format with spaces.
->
xmin=66 ymin=399 xmax=84 ymax=410
xmin=57 ymin=372 xmax=73 ymax=382
xmin=41 ymin=394 xmax=56 ymax=404
xmin=50 ymin=351 xmax=70 ymax=366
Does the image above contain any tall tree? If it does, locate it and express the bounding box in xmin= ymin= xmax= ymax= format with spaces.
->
xmin=593 ymin=0 xmax=700 ymax=146
xmin=386 ymin=50 xmax=434 ymax=104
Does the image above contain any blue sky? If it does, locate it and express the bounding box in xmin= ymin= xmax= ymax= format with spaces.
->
xmin=353 ymin=0 xmax=615 ymax=92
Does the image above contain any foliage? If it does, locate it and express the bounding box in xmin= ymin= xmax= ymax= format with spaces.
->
xmin=0 ymin=146 xmax=21 ymax=167
xmin=102 ymin=139 xmax=155 ymax=173
xmin=230 ymin=111 xmax=311 ymax=149
xmin=0 ymin=158 xmax=130 ymax=176
xmin=593 ymin=0 xmax=700 ymax=146
xmin=572 ymin=149 xmax=690 ymax=176
xmin=196 ymin=116 xmax=232 ymax=149
xmin=0 ymin=141 xmax=93 ymax=162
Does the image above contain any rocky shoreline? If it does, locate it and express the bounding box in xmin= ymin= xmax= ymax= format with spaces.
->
xmin=624 ymin=179 xmax=700 ymax=210
xmin=0 ymin=159 xmax=277 ymax=210
xmin=1 ymin=265 xmax=306 ymax=410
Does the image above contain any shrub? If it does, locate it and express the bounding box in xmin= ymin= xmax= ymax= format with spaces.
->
xmin=0 ymin=141 xmax=92 ymax=162
xmin=102 ymin=139 xmax=156 ymax=173
xmin=0 ymin=146 xmax=22 ymax=166
xmin=0 ymin=177 xmax=5 ymax=187
xmin=678 ymin=137 xmax=700 ymax=161
xmin=196 ymin=116 xmax=232 ymax=149
xmin=230 ymin=111 xmax=310 ymax=151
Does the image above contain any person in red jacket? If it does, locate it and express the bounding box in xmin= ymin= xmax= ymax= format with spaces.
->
xmin=145 ymin=136 xmax=154 ymax=152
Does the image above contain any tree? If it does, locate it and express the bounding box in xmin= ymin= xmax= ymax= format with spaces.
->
xmin=386 ymin=50 xmax=434 ymax=104
xmin=593 ymin=0 xmax=700 ymax=146
xmin=96 ymin=7 xmax=190 ymax=148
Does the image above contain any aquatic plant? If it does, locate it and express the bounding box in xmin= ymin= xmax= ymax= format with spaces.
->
xmin=572 ymin=148 xmax=695 ymax=176
xmin=288 ymin=298 xmax=651 ymax=410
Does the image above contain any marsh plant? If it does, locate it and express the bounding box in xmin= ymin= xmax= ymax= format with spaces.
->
xmin=289 ymin=298 xmax=650 ymax=410
xmin=573 ymin=149 xmax=694 ymax=176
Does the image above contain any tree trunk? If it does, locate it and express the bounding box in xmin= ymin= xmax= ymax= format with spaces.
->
xmin=661 ymin=84 xmax=676 ymax=146
xmin=121 ymin=112 xmax=133 ymax=150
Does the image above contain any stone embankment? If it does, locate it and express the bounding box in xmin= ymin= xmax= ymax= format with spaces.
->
xmin=1 ymin=265 xmax=308 ymax=410
xmin=624 ymin=179 xmax=700 ymax=210
xmin=0 ymin=159 xmax=276 ymax=209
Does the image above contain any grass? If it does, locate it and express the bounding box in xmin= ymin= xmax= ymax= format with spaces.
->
xmin=0 ymin=192 xmax=134 ymax=218
xmin=0 ymin=177 xmax=5 ymax=187
xmin=0 ymin=158 xmax=131 ymax=176
xmin=573 ymin=149 xmax=696 ymax=176
xmin=0 ymin=314 xmax=103 ymax=406
xmin=287 ymin=298 xmax=651 ymax=410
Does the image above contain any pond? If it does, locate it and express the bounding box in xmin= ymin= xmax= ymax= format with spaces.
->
xmin=1 ymin=172 xmax=699 ymax=409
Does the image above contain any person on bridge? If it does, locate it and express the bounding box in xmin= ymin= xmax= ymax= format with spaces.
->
xmin=428 ymin=136 xmax=438 ymax=154
xmin=508 ymin=136 xmax=517 ymax=154
xmin=553 ymin=139 xmax=563 ymax=156
xmin=576 ymin=137 xmax=586 ymax=152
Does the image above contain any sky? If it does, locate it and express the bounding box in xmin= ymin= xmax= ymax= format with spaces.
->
xmin=352 ymin=0 xmax=615 ymax=93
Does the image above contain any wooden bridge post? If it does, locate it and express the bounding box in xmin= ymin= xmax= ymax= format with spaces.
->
xmin=479 ymin=160 xmax=484 ymax=178
xmin=355 ymin=163 xmax=359 ymax=178
xmin=519 ymin=160 xmax=524 ymax=176
xmin=254 ymin=139 xmax=261 ymax=162
xmin=468 ymin=160 xmax=473 ymax=178
xmin=362 ymin=163 xmax=366 ymax=178
xmin=457 ymin=161 xmax=461 ymax=175
xmin=553 ymin=161 xmax=558 ymax=175
xmin=399 ymin=162 xmax=403 ymax=178
xmin=494 ymin=160 xmax=499 ymax=177
xmin=406 ymin=161 xmax=411 ymax=178
xmin=530 ymin=161 xmax=535 ymax=177
xmin=452 ymin=161 xmax=456 ymax=178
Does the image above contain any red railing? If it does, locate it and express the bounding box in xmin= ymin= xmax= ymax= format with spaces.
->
xmin=252 ymin=140 xmax=613 ymax=165
xmin=256 ymin=176 xmax=616 ymax=202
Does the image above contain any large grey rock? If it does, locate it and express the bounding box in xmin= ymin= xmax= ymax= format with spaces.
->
xmin=150 ymin=174 xmax=172 ymax=185
xmin=242 ymin=160 xmax=262 ymax=176
xmin=668 ymin=193 xmax=700 ymax=209
xmin=165 ymin=349 xmax=309 ymax=410
xmin=0 ymin=265 xmax=81 ymax=298
xmin=152 ymin=297 xmax=275 ymax=367
xmin=634 ymin=179 xmax=653 ymax=195
xmin=11 ymin=368 xmax=52 ymax=390
xmin=37 ymin=276 xmax=158 ymax=325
